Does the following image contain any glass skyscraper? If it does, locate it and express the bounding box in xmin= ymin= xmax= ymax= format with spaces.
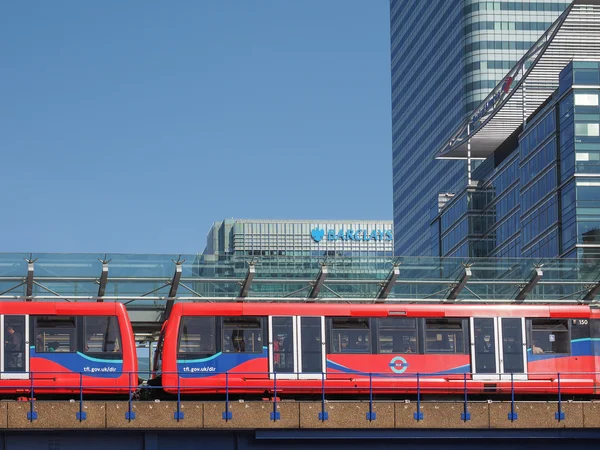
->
xmin=434 ymin=61 xmax=600 ymax=259
xmin=427 ymin=0 xmax=600 ymax=259
xmin=390 ymin=0 xmax=570 ymax=256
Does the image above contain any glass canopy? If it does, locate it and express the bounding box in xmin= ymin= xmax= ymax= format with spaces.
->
xmin=0 ymin=254 xmax=598 ymax=311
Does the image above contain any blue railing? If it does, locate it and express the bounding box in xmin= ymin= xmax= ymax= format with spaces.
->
xmin=4 ymin=370 xmax=597 ymax=423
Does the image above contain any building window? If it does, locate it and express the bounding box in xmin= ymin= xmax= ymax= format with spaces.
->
xmin=575 ymin=123 xmax=600 ymax=137
xmin=574 ymin=67 xmax=600 ymax=85
xmin=377 ymin=318 xmax=417 ymax=353
xmin=330 ymin=318 xmax=371 ymax=354
xmin=177 ymin=317 xmax=216 ymax=356
xmin=575 ymin=93 xmax=599 ymax=106
xmin=35 ymin=316 xmax=77 ymax=353
xmin=425 ymin=319 xmax=466 ymax=354
xmin=84 ymin=316 xmax=122 ymax=355
xmin=223 ymin=317 xmax=263 ymax=353
xmin=529 ymin=319 xmax=570 ymax=354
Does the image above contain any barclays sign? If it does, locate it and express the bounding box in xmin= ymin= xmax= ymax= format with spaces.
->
xmin=311 ymin=228 xmax=393 ymax=243
xmin=470 ymin=76 xmax=513 ymax=127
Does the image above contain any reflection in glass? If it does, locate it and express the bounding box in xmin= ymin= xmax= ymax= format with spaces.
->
xmin=222 ymin=317 xmax=262 ymax=353
xmin=425 ymin=319 xmax=465 ymax=354
xmin=378 ymin=318 xmax=417 ymax=353
xmin=474 ymin=318 xmax=496 ymax=374
xmin=501 ymin=318 xmax=524 ymax=373
xmin=331 ymin=318 xmax=370 ymax=354
xmin=272 ymin=317 xmax=294 ymax=373
xmin=177 ymin=317 xmax=215 ymax=356
xmin=531 ymin=319 xmax=570 ymax=354
xmin=300 ymin=318 xmax=322 ymax=373
xmin=4 ymin=316 xmax=25 ymax=372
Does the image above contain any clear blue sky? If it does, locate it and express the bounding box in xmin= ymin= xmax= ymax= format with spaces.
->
xmin=1 ymin=1 xmax=391 ymax=254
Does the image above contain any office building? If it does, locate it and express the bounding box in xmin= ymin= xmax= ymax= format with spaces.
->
xmin=203 ymin=219 xmax=394 ymax=258
xmin=390 ymin=0 xmax=570 ymax=256
xmin=432 ymin=1 xmax=600 ymax=259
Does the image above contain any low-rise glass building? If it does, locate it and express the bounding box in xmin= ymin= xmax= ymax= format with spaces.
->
xmin=203 ymin=219 xmax=394 ymax=258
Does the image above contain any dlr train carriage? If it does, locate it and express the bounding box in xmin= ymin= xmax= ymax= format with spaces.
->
xmin=0 ymin=301 xmax=599 ymax=398
xmin=0 ymin=302 xmax=136 ymax=395
xmin=153 ymin=303 xmax=600 ymax=396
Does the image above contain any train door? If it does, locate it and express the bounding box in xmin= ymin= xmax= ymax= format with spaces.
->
xmin=268 ymin=316 xmax=325 ymax=380
xmin=0 ymin=315 xmax=30 ymax=379
xmin=470 ymin=317 xmax=527 ymax=380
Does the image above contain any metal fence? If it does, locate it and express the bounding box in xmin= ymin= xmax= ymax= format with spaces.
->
xmin=4 ymin=370 xmax=596 ymax=424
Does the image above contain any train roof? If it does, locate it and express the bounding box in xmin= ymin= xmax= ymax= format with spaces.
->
xmin=170 ymin=302 xmax=600 ymax=319
xmin=0 ymin=302 xmax=126 ymax=316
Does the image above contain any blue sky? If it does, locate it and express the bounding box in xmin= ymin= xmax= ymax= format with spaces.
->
xmin=1 ymin=2 xmax=391 ymax=254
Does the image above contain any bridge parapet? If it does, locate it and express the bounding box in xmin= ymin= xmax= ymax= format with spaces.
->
xmin=3 ymin=401 xmax=600 ymax=430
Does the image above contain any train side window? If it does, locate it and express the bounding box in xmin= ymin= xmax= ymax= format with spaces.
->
xmin=330 ymin=318 xmax=371 ymax=354
xmin=84 ymin=316 xmax=122 ymax=356
xmin=34 ymin=316 xmax=77 ymax=353
xmin=570 ymin=318 xmax=591 ymax=341
xmin=178 ymin=317 xmax=216 ymax=357
xmin=425 ymin=319 xmax=466 ymax=354
xmin=529 ymin=319 xmax=570 ymax=354
xmin=153 ymin=331 xmax=165 ymax=373
xmin=591 ymin=319 xmax=600 ymax=338
xmin=222 ymin=317 xmax=263 ymax=353
xmin=377 ymin=318 xmax=417 ymax=354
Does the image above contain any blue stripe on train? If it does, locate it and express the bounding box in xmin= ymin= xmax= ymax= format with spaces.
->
xmin=173 ymin=338 xmax=600 ymax=378
xmin=177 ymin=347 xmax=268 ymax=378
xmin=527 ymin=337 xmax=600 ymax=362
xmin=30 ymin=347 xmax=123 ymax=378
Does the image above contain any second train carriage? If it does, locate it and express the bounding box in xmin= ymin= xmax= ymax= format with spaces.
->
xmin=0 ymin=302 xmax=137 ymax=395
xmin=152 ymin=303 xmax=600 ymax=396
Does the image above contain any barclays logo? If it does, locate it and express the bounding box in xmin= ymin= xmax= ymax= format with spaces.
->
xmin=311 ymin=228 xmax=393 ymax=242
xmin=311 ymin=228 xmax=325 ymax=243
xmin=470 ymin=76 xmax=513 ymax=126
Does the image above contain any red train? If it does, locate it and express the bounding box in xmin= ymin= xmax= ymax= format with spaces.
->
xmin=1 ymin=301 xmax=600 ymax=397
xmin=0 ymin=302 xmax=136 ymax=395
xmin=152 ymin=303 xmax=600 ymax=396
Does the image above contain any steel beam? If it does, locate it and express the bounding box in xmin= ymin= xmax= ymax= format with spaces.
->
xmin=97 ymin=261 xmax=109 ymax=302
xmin=238 ymin=264 xmax=256 ymax=299
xmin=515 ymin=267 xmax=543 ymax=301
xmin=376 ymin=265 xmax=400 ymax=302
xmin=25 ymin=260 xmax=34 ymax=300
xmin=584 ymin=281 xmax=600 ymax=301
xmin=0 ymin=294 xmax=596 ymax=305
xmin=308 ymin=265 xmax=328 ymax=300
xmin=447 ymin=266 xmax=472 ymax=301
xmin=163 ymin=263 xmax=183 ymax=321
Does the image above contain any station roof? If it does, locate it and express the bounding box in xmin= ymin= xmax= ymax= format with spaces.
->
xmin=436 ymin=0 xmax=600 ymax=159
xmin=1 ymin=253 xmax=600 ymax=330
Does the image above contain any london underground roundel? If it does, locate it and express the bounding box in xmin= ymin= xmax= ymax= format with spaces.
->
xmin=389 ymin=356 xmax=409 ymax=374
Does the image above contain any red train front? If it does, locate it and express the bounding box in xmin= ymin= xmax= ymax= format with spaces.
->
xmin=0 ymin=302 xmax=137 ymax=395
xmin=154 ymin=303 xmax=600 ymax=396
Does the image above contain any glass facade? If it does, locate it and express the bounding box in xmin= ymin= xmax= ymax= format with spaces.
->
xmin=390 ymin=0 xmax=569 ymax=256
xmin=433 ymin=61 xmax=600 ymax=260
xmin=0 ymin=252 xmax=599 ymax=304
xmin=203 ymin=219 xmax=394 ymax=258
